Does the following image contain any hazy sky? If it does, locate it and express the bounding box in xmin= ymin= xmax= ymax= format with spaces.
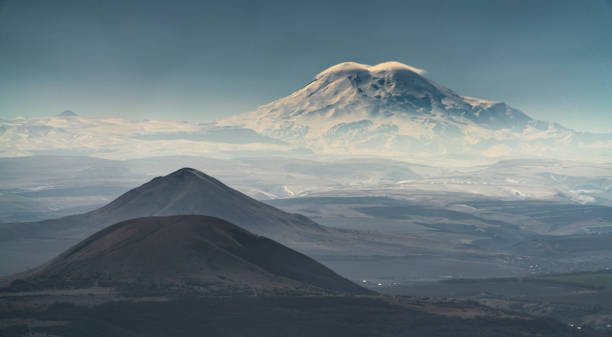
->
xmin=1 ymin=0 xmax=610 ymax=132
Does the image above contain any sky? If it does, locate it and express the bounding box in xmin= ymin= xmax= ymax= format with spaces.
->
xmin=0 ymin=0 xmax=611 ymax=132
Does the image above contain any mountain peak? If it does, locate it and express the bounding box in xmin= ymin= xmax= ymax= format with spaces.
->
xmin=57 ymin=110 xmax=78 ymax=117
xmin=160 ymin=167 xmax=232 ymax=191
xmin=95 ymin=167 xmax=324 ymax=237
xmin=167 ymin=167 xmax=209 ymax=179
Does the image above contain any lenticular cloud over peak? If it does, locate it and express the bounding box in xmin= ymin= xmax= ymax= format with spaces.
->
xmin=315 ymin=61 xmax=427 ymax=79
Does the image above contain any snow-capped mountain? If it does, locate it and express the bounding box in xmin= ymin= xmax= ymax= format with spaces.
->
xmin=222 ymin=61 xmax=610 ymax=160
xmin=230 ymin=61 xmax=532 ymax=130
xmin=1 ymin=61 xmax=610 ymax=162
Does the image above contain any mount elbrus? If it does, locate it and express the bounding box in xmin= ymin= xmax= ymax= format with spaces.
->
xmin=222 ymin=61 xmax=603 ymax=159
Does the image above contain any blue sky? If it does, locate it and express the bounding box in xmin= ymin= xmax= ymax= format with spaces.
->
xmin=0 ymin=0 xmax=611 ymax=132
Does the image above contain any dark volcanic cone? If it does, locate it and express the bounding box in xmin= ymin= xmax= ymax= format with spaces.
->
xmin=13 ymin=215 xmax=371 ymax=295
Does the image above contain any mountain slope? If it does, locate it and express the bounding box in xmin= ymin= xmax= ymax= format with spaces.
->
xmin=93 ymin=167 xmax=323 ymax=235
xmin=11 ymin=215 xmax=370 ymax=295
xmin=1 ymin=167 xmax=429 ymax=276
xmin=234 ymin=61 xmax=531 ymax=130
xmin=0 ymin=168 xmax=326 ymax=242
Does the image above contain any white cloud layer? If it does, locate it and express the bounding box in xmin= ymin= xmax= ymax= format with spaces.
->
xmin=0 ymin=115 xmax=294 ymax=160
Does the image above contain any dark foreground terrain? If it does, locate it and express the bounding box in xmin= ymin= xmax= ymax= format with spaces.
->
xmin=0 ymin=214 xmax=600 ymax=337
xmin=0 ymin=294 xmax=594 ymax=337
xmin=381 ymin=270 xmax=612 ymax=333
xmin=4 ymin=215 xmax=368 ymax=296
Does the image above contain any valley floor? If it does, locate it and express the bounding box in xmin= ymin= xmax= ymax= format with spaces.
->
xmin=380 ymin=271 xmax=612 ymax=332
xmin=0 ymin=292 xmax=593 ymax=337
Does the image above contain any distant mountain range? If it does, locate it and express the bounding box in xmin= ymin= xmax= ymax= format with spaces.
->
xmin=7 ymin=215 xmax=370 ymax=296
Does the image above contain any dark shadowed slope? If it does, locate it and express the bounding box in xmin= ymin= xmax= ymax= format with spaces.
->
xmin=10 ymin=215 xmax=370 ymax=295
xmin=94 ymin=168 xmax=323 ymax=234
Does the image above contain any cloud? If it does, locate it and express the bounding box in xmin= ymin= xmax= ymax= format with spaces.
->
xmin=0 ymin=115 xmax=293 ymax=160
xmin=580 ymin=140 xmax=612 ymax=149
xmin=2 ymin=113 xmax=611 ymax=163
xmin=482 ymin=144 xmax=512 ymax=158
xmin=315 ymin=61 xmax=427 ymax=80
